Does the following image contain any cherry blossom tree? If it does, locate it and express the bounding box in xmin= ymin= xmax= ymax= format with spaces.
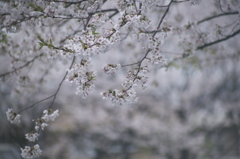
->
xmin=1 ymin=0 xmax=240 ymax=158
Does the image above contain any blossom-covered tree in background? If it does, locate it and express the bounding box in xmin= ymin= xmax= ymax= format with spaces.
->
xmin=0 ymin=0 xmax=240 ymax=158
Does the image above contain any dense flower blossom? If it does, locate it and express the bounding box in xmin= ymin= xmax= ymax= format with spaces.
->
xmin=61 ymin=27 xmax=120 ymax=58
xmin=66 ymin=59 xmax=96 ymax=98
xmin=25 ymin=132 xmax=39 ymax=142
xmin=103 ymin=64 xmax=121 ymax=74
xmin=148 ymin=51 xmax=167 ymax=66
xmin=101 ymin=88 xmax=138 ymax=106
xmin=6 ymin=108 xmax=21 ymax=125
xmin=41 ymin=109 xmax=59 ymax=122
xmin=122 ymin=66 xmax=149 ymax=89
xmin=40 ymin=122 xmax=48 ymax=131
xmin=34 ymin=120 xmax=49 ymax=131
xmin=21 ymin=144 xmax=42 ymax=159
xmin=34 ymin=109 xmax=59 ymax=131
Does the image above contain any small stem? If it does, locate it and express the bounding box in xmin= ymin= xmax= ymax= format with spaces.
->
xmin=18 ymin=95 xmax=55 ymax=114
xmin=121 ymin=61 xmax=141 ymax=67
xmin=197 ymin=29 xmax=240 ymax=50
xmin=49 ymin=56 xmax=76 ymax=108
xmin=153 ymin=0 xmax=173 ymax=37
xmin=198 ymin=11 xmax=239 ymax=24
xmin=0 ymin=53 xmax=44 ymax=78
xmin=18 ymin=56 xmax=76 ymax=113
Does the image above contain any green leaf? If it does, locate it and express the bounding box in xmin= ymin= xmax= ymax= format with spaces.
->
xmin=37 ymin=35 xmax=45 ymax=43
xmin=92 ymin=31 xmax=99 ymax=35
xmin=29 ymin=2 xmax=44 ymax=13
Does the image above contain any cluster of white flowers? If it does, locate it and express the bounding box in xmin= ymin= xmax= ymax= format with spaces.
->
xmin=147 ymin=36 xmax=162 ymax=50
xmin=61 ymin=27 xmax=120 ymax=58
xmin=66 ymin=59 xmax=96 ymax=98
xmin=33 ymin=109 xmax=59 ymax=132
xmin=89 ymin=12 xmax=109 ymax=27
xmin=42 ymin=109 xmax=59 ymax=122
xmin=34 ymin=121 xmax=48 ymax=131
xmin=148 ymin=51 xmax=167 ymax=66
xmin=114 ymin=11 xmax=148 ymax=31
xmin=21 ymin=144 xmax=42 ymax=159
xmin=25 ymin=132 xmax=39 ymax=142
xmin=44 ymin=2 xmax=89 ymax=18
xmin=20 ymin=109 xmax=59 ymax=158
xmin=103 ymin=64 xmax=121 ymax=74
xmin=122 ymin=66 xmax=149 ymax=89
xmin=101 ymin=88 xmax=138 ymax=107
xmin=6 ymin=108 xmax=21 ymax=125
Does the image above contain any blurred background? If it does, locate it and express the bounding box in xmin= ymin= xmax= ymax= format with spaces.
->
xmin=1 ymin=0 xmax=240 ymax=159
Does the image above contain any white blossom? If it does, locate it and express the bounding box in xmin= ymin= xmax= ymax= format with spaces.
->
xmin=40 ymin=123 xmax=48 ymax=130
xmin=101 ymin=88 xmax=138 ymax=106
xmin=25 ymin=132 xmax=39 ymax=142
xmin=122 ymin=67 xmax=149 ymax=89
xmin=41 ymin=109 xmax=59 ymax=122
xmin=6 ymin=108 xmax=21 ymax=125
xmin=148 ymin=51 xmax=167 ymax=66
xmin=21 ymin=144 xmax=42 ymax=159
xmin=103 ymin=64 xmax=121 ymax=74
xmin=66 ymin=59 xmax=96 ymax=98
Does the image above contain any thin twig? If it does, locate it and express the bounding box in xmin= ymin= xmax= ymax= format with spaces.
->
xmin=198 ymin=11 xmax=239 ymax=24
xmin=197 ymin=29 xmax=240 ymax=50
xmin=18 ymin=56 xmax=76 ymax=113
xmin=49 ymin=56 xmax=76 ymax=108
xmin=153 ymin=0 xmax=173 ymax=37
xmin=0 ymin=53 xmax=44 ymax=78
xmin=18 ymin=95 xmax=55 ymax=114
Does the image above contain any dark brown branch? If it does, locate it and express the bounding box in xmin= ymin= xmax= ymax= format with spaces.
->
xmin=197 ymin=29 xmax=240 ymax=50
xmin=51 ymin=0 xmax=87 ymax=4
xmin=125 ymin=49 xmax=151 ymax=91
xmin=49 ymin=56 xmax=76 ymax=108
xmin=121 ymin=61 xmax=141 ymax=67
xmin=95 ymin=8 xmax=119 ymax=13
xmin=217 ymin=0 xmax=227 ymax=13
xmin=153 ymin=0 xmax=173 ymax=37
xmin=173 ymin=0 xmax=190 ymax=3
xmin=18 ymin=56 xmax=76 ymax=113
xmin=142 ymin=29 xmax=163 ymax=34
xmin=18 ymin=95 xmax=55 ymax=114
xmin=198 ymin=11 xmax=239 ymax=24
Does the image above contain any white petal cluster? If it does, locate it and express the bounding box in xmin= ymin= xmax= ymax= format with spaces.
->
xmin=66 ymin=59 xmax=96 ymax=98
xmin=146 ymin=36 xmax=167 ymax=66
xmin=122 ymin=67 xmax=149 ymax=89
xmin=103 ymin=64 xmax=121 ymax=74
xmin=61 ymin=28 xmax=120 ymax=58
xmin=34 ymin=122 xmax=48 ymax=131
xmin=101 ymin=88 xmax=138 ymax=107
xmin=148 ymin=51 xmax=167 ymax=66
xmin=113 ymin=11 xmax=150 ymax=31
xmin=21 ymin=144 xmax=42 ymax=159
xmin=89 ymin=12 xmax=109 ymax=27
xmin=42 ymin=109 xmax=59 ymax=122
xmin=25 ymin=132 xmax=39 ymax=142
xmin=40 ymin=123 xmax=48 ymax=131
xmin=6 ymin=108 xmax=21 ymax=125
xmin=42 ymin=0 xmax=104 ymax=18
xmin=33 ymin=109 xmax=59 ymax=131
